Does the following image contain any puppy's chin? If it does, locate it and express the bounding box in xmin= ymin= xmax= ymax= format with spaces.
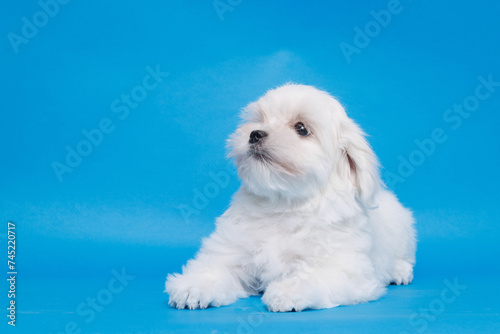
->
xmin=235 ymin=148 xmax=322 ymax=202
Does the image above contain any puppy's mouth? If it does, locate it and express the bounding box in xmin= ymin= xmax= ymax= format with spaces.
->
xmin=248 ymin=147 xmax=273 ymax=163
xmin=247 ymin=146 xmax=299 ymax=175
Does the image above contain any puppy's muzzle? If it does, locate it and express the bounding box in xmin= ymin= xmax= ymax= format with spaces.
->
xmin=249 ymin=130 xmax=268 ymax=144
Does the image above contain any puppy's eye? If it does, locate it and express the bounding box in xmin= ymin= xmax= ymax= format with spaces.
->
xmin=294 ymin=122 xmax=310 ymax=136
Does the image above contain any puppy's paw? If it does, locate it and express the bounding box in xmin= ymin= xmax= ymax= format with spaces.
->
xmin=165 ymin=274 xmax=212 ymax=309
xmin=165 ymin=273 xmax=246 ymax=310
xmin=262 ymin=279 xmax=308 ymax=312
xmin=390 ymin=260 xmax=414 ymax=285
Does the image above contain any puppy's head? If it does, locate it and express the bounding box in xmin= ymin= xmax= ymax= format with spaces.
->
xmin=228 ymin=84 xmax=380 ymax=206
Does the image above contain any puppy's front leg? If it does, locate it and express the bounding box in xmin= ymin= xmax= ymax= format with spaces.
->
xmin=262 ymin=257 xmax=386 ymax=312
xmin=165 ymin=236 xmax=248 ymax=309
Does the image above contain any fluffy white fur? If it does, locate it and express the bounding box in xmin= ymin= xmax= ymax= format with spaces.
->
xmin=165 ymin=84 xmax=416 ymax=312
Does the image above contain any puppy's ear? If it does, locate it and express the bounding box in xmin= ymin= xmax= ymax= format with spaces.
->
xmin=338 ymin=118 xmax=381 ymax=207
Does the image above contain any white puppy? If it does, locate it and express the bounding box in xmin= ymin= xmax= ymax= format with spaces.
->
xmin=165 ymin=84 xmax=416 ymax=312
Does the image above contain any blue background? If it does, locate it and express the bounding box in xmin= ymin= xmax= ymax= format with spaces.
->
xmin=1 ymin=0 xmax=499 ymax=333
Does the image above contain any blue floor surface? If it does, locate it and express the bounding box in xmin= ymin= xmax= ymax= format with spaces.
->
xmin=5 ymin=239 xmax=499 ymax=334
xmin=12 ymin=272 xmax=500 ymax=334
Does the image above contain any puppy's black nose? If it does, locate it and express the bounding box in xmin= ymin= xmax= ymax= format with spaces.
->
xmin=249 ymin=130 xmax=268 ymax=144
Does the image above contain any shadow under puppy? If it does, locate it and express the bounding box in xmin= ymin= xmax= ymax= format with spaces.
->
xmin=165 ymin=84 xmax=416 ymax=312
